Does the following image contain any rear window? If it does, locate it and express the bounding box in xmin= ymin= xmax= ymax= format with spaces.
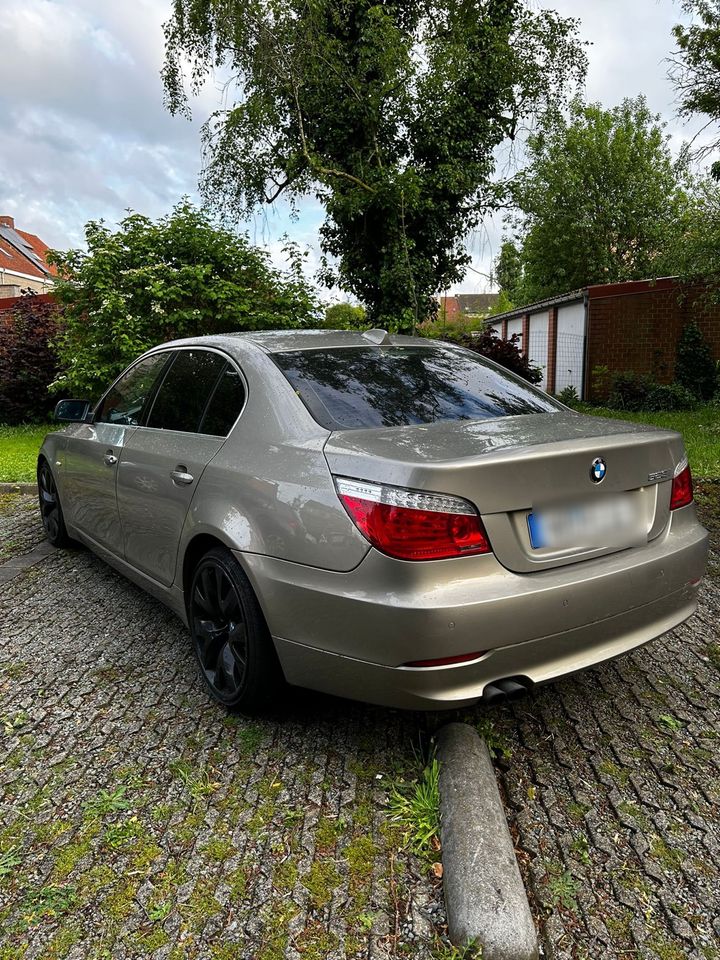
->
xmin=274 ymin=345 xmax=561 ymax=430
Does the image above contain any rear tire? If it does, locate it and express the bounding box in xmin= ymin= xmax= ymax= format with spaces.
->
xmin=188 ymin=546 xmax=284 ymax=713
xmin=37 ymin=459 xmax=72 ymax=548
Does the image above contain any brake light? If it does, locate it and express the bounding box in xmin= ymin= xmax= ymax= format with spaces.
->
xmin=334 ymin=477 xmax=491 ymax=561
xmin=670 ymin=459 xmax=693 ymax=511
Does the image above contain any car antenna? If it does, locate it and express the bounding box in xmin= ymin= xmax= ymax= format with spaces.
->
xmin=362 ymin=328 xmax=392 ymax=345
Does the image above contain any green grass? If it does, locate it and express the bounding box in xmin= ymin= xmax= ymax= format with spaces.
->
xmin=579 ymin=405 xmax=720 ymax=479
xmin=0 ymin=423 xmax=53 ymax=483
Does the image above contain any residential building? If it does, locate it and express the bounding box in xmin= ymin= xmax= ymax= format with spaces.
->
xmin=0 ymin=215 xmax=56 ymax=295
xmin=439 ymin=292 xmax=499 ymax=321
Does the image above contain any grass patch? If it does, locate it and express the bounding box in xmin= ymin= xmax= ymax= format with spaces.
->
xmin=0 ymin=423 xmax=54 ymax=483
xmin=579 ymin=405 xmax=720 ymax=479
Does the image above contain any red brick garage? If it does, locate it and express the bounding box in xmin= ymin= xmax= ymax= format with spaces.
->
xmin=489 ymin=278 xmax=720 ymax=401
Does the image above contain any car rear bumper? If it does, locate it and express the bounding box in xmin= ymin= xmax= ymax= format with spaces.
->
xmin=237 ymin=505 xmax=708 ymax=709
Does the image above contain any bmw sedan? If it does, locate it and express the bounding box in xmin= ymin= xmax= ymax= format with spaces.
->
xmin=38 ymin=330 xmax=708 ymax=712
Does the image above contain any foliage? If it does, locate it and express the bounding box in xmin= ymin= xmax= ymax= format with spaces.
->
xmin=163 ymin=0 xmax=586 ymax=329
xmin=48 ymin=202 xmax=320 ymax=398
xmin=454 ymin=330 xmax=543 ymax=384
xmin=510 ymin=96 xmax=687 ymax=301
xmin=659 ymin=177 xmax=720 ymax=288
xmin=556 ymin=384 xmax=580 ymax=406
xmin=321 ymin=302 xmax=366 ymax=329
xmin=388 ymin=758 xmax=441 ymax=860
xmin=675 ymin=322 xmax=717 ymax=400
xmin=670 ymin=0 xmax=720 ymax=177
xmin=0 ymin=296 xmax=61 ymax=425
xmin=493 ymin=240 xmax=523 ymax=304
xmin=607 ymin=372 xmax=698 ymax=412
xmin=486 ymin=289 xmax=516 ymax=317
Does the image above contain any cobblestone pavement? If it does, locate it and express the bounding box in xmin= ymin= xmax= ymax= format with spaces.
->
xmin=0 ymin=497 xmax=443 ymax=960
xmin=2 ymin=490 xmax=720 ymax=960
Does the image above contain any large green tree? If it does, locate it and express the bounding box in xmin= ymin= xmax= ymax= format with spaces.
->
xmin=509 ymin=97 xmax=687 ymax=301
xmin=670 ymin=0 xmax=720 ymax=177
xmin=49 ymin=202 xmax=319 ymax=397
xmin=162 ymin=0 xmax=586 ymax=330
xmin=493 ymin=239 xmax=523 ymax=304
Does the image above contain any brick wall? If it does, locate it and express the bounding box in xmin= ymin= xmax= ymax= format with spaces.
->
xmin=586 ymin=280 xmax=720 ymax=401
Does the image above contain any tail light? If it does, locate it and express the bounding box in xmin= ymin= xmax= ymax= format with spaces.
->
xmin=334 ymin=477 xmax=491 ymax=561
xmin=670 ymin=458 xmax=693 ymax=511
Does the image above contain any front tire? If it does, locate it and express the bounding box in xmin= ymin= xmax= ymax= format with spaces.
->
xmin=188 ymin=547 xmax=283 ymax=713
xmin=37 ymin=459 xmax=72 ymax=548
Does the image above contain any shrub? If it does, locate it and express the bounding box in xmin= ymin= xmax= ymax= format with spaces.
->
xmin=644 ymin=382 xmax=697 ymax=411
xmin=607 ymin=371 xmax=656 ymax=411
xmin=675 ymin=322 xmax=716 ymax=400
xmin=556 ymin=384 xmax=580 ymax=406
xmin=0 ymin=296 xmax=60 ymax=425
xmin=321 ymin=302 xmax=366 ymax=328
xmin=49 ymin=201 xmax=321 ymax=398
xmin=452 ymin=330 xmax=543 ymax=384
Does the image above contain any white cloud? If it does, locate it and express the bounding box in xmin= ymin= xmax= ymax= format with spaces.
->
xmin=0 ymin=0 xmax=715 ymax=293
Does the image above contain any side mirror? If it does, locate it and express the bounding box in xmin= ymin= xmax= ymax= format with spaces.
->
xmin=54 ymin=399 xmax=92 ymax=423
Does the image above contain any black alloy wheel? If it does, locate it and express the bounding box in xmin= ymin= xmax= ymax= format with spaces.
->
xmin=189 ymin=547 xmax=282 ymax=712
xmin=37 ymin=460 xmax=71 ymax=547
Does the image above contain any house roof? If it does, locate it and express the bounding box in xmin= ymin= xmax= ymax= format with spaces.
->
xmin=0 ymin=217 xmax=56 ymax=281
xmin=441 ymin=293 xmax=499 ymax=314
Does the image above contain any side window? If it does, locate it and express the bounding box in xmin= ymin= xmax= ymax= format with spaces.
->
xmin=145 ymin=350 xmax=225 ymax=433
xmin=199 ymin=364 xmax=246 ymax=436
xmin=95 ymin=353 xmax=170 ymax=426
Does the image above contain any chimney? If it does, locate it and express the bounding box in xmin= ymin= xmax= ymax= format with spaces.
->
xmin=0 ymin=216 xmax=15 ymax=229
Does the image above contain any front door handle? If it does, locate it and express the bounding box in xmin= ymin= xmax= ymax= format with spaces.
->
xmin=103 ymin=451 xmax=117 ymax=467
xmin=171 ymin=468 xmax=194 ymax=485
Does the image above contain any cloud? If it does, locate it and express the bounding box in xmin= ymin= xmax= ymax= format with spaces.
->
xmin=0 ymin=0 xmax=715 ymax=294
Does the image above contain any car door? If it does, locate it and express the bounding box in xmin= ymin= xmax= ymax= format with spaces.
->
xmin=116 ymin=348 xmax=246 ymax=586
xmin=62 ymin=352 xmax=171 ymax=554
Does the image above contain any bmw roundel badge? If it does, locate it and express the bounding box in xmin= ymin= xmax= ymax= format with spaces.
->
xmin=590 ymin=457 xmax=607 ymax=483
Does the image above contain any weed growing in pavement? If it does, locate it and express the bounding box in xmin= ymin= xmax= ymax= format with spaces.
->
xmin=429 ymin=936 xmax=482 ymax=959
xmin=82 ymin=786 xmax=130 ymax=819
xmin=476 ymin=718 xmax=512 ymax=759
xmin=658 ymin=714 xmax=685 ymax=734
xmin=547 ymin=868 xmax=580 ymax=912
xmin=0 ymin=846 xmax=21 ymax=878
xmin=388 ymin=757 xmax=441 ymax=861
xmin=169 ymin=759 xmax=220 ymax=803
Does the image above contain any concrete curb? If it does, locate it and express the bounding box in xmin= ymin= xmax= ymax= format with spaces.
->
xmin=435 ymin=722 xmax=539 ymax=960
xmin=0 ymin=483 xmax=37 ymax=495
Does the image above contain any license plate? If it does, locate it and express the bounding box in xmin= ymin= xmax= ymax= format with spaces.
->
xmin=527 ymin=495 xmax=640 ymax=550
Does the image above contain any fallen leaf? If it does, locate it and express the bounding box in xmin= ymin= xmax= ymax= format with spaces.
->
xmin=432 ymin=862 xmax=443 ymax=878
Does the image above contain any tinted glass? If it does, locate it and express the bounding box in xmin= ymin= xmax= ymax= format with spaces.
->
xmin=95 ymin=353 xmax=170 ymax=426
xmin=146 ymin=350 xmax=225 ymax=433
xmin=274 ymin=345 xmax=561 ymax=430
xmin=199 ymin=364 xmax=245 ymax=436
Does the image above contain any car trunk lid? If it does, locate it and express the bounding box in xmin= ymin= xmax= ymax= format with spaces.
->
xmin=323 ymin=412 xmax=686 ymax=572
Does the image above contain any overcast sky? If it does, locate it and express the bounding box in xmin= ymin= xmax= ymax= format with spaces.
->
xmin=0 ymin=0 xmax=713 ymax=297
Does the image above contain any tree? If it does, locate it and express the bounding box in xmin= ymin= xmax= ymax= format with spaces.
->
xmin=322 ymin=302 xmax=367 ymax=328
xmin=509 ymin=97 xmax=687 ymax=301
xmin=163 ymin=0 xmax=586 ymax=330
xmin=493 ymin=240 xmax=523 ymax=304
xmin=0 ymin=295 xmax=60 ymax=425
xmin=48 ymin=202 xmax=320 ymax=397
xmin=670 ymin=0 xmax=720 ymax=178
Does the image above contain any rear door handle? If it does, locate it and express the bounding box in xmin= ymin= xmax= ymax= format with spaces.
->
xmin=103 ymin=451 xmax=117 ymax=467
xmin=171 ymin=469 xmax=194 ymax=485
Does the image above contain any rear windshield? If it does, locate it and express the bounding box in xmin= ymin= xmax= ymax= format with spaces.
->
xmin=273 ymin=345 xmax=561 ymax=430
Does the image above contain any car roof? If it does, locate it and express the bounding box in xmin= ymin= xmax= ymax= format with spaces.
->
xmin=218 ymin=329 xmax=433 ymax=352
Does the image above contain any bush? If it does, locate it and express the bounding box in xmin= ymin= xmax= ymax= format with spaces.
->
xmin=321 ymin=302 xmax=366 ymax=328
xmin=556 ymin=384 xmax=580 ymax=406
xmin=644 ymin=382 xmax=697 ymax=411
xmin=607 ymin=371 xmax=698 ymax=412
xmin=0 ymin=296 xmax=60 ymax=425
xmin=675 ymin=322 xmax=716 ymax=400
xmin=452 ymin=330 xmax=543 ymax=384
xmin=607 ymin=371 xmax=656 ymax=411
xmin=49 ymin=201 xmax=321 ymax=398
